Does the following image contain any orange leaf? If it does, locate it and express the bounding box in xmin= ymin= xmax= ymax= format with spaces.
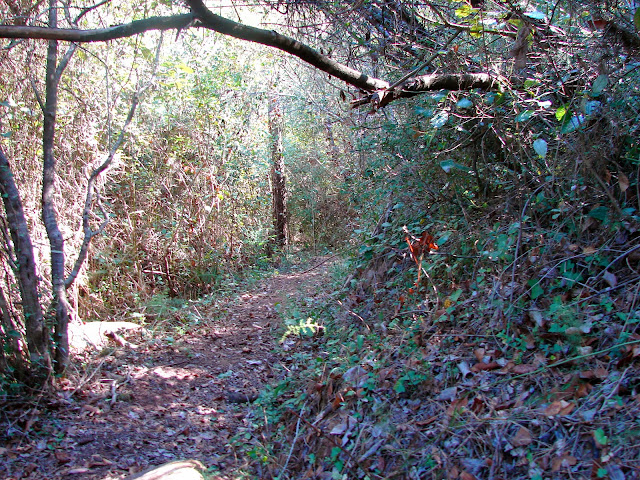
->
xmin=472 ymin=361 xmax=500 ymax=372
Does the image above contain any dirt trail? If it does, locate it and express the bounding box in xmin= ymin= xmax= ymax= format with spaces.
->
xmin=1 ymin=256 xmax=336 ymax=480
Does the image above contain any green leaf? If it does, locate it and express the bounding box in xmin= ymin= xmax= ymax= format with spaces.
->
xmin=634 ymin=7 xmax=640 ymax=32
xmin=530 ymin=283 xmax=544 ymax=299
xmin=524 ymin=10 xmax=546 ymax=20
xmin=469 ymin=25 xmax=483 ymax=38
xmin=591 ymin=75 xmax=608 ymax=97
xmin=177 ymin=62 xmax=195 ymax=74
xmin=588 ymin=206 xmax=608 ymax=221
xmin=430 ymin=110 xmax=449 ymax=128
xmin=455 ymin=4 xmax=474 ymax=18
xmin=561 ymin=114 xmax=585 ymax=134
xmin=594 ymin=428 xmax=608 ymax=446
xmin=449 ymin=288 xmax=463 ymax=302
xmin=555 ymin=105 xmax=568 ymax=121
xmin=533 ymin=138 xmax=548 ymax=158
xmin=528 ymin=278 xmax=544 ymax=299
xmin=456 ymin=98 xmax=473 ymax=109
xmin=440 ymin=159 xmax=472 ymax=174
xmin=515 ymin=110 xmax=534 ymax=122
xmin=585 ymin=101 xmax=601 ymax=116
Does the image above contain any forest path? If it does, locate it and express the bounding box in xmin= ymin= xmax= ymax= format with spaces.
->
xmin=1 ymin=255 xmax=337 ymax=480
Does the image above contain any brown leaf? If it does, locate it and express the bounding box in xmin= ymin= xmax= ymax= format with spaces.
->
xmin=438 ymin=386 xmax=458 ymax=402
xmin=460 ymin=471 xmax=477 ymax=480
xmin=551 ymin=454 xmax=577 ymax=472
xmin=55 ymin=450 xmax=72 ymax=464
xmin=472 ymin=361 xmax=499 ymax=372
xmin=511 ymin=364 xmax=536 ymax=374
xmin=511 ymin=427 xmax=533 ymax=447
xmin=544 ymin=400 xmax=575 ymax=416
xmin=619 ymin=173 xmax=629 ymax=192
xmin=446 ymin=397 xmax=468 ymax=417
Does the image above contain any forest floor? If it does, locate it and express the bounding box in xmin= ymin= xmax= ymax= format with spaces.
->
xmin=0 ymin=255 xmax=337 ymax=480
xmin=3 ymin=251 xmax=640 ymax=480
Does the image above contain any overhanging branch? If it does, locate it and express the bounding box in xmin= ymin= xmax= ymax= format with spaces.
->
xmin=0 ymin=14 xmax=194 ymax=42
xmin=352 ymin=73 xmax=500 ymax=109
xmin=0 ymin=5 xmax=503 ymax=108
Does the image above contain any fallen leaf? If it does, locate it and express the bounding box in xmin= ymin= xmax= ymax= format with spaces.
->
xmin=438 ymin=386 xmax=458 ymax=401
xmin=511 ymin=364 xmax=536 ymax=374
xmin=511 ymin=427 xmax=533 ymax=447
xmin=55 ymin=450 xmax=72 ymax=464
xmin=551 ymin=454 xmax=577 ymax=472
xmin=544 ymin=400 xmax=575 ymax=416
xmin=67 ymin=468 xmax=90 ymax=474
xmin=472 ymin=361 xmax=500 ymax=372
xmin=619 ymin=173 xmax=629 ymax=192
xmin=458 ymin=361 xmax=471 ymax=377
xmin=603 ymin=270 xmax=617 ymax=288
xmin=446 ymin=397 xmax=468 ymax=416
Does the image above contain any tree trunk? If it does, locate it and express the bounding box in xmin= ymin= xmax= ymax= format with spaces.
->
xmin=0 ymin=146 xmax=51 ymax=381
xmin=42 ymin=0 xmax=73 ymax=373
xmin=268 ymin=95 xmax=288 ymax=248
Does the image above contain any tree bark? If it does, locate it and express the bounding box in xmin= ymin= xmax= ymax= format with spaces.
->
xmin=0 ymin=146 xmax=51 ymax=381
xmin=268 ymin=95 xmax=288 ymax=248
xmin=41 ymin=0 xmax=74 ymax=373
xmin=0 ymin=14 xmax=194 ymax=42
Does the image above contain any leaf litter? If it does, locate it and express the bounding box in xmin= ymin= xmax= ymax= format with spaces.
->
xmin=0 ymin=257 xmax=335 ymax=479
xmin=2 ymin=251 xmax=640 ymax=480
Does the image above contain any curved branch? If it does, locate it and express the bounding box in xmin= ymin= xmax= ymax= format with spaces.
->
xmin=186 ymin=0 xmax=388 ymax=92
xmin=0 ymin=5 xmax=503 ymax=107
xmin=0 ymin=14 xmax=194 ymax=41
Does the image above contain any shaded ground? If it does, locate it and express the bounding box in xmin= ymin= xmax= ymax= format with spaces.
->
xmin=0 ymin=256 xmax=336 ymax=480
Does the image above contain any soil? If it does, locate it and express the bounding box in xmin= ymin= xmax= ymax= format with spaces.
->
xmin=0 ymin=256 xmax=336 ymax=480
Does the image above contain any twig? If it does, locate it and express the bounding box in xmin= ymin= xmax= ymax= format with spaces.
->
xmin=280 ymin=400 xmax=306 ymax=478
xmin=286 ymin=407 xmax=381 ymax=479
xmin=297 ymin=254 xmax=339 ymax=275
xmin=491 ymin=338 xmax=640 ymax=386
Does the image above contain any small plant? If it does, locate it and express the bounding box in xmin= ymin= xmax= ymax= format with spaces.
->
xmin=280 ymin=317 xmax=324 ymax=342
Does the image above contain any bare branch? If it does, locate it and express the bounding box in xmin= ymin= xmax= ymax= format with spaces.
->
xmin=0 ymin=14 xmax=195 ymax=42
xmin=186 ymin=0 xmax=389 ymax=92
xmin=66 ymin=35 xmax=164 ymax=288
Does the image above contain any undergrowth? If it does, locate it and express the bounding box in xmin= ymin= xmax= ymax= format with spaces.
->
xmin=233 ymin=203 xmax=640 ymax=479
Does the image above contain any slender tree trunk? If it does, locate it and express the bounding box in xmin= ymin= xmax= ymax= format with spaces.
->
xmin=0 ymin=146 xmax=51 ymax=381
xmin=42 ymin=0 xmax=73 ymax=373
xmin=268 ymin=95 xmax=288 ymax=248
